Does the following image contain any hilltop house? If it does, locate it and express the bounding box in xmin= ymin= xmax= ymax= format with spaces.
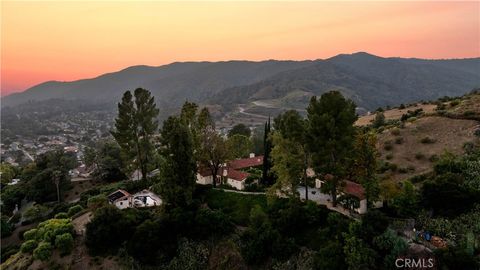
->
xmin=107 ymin=189 xmax=162 ymax=209
xmin=315 ymin=175 xmax=379 ymax=214
xmin=196 ymin=153 xmax=263 ymax=190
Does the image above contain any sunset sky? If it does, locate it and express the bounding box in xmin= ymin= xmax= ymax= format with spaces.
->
xmin=1 ymin=1 xmax=479 ymax=96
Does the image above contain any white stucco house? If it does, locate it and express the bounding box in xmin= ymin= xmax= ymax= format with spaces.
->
xmin=196 ymin=154 xmax=263 ymax=190
xmin=107 ymin=189 xmax=162 ymax=209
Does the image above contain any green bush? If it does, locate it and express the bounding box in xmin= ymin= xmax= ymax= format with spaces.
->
xmin=55 ymin=233 xmax=74 ymax=255
xmin=389 ymin=163 xmax=398 ymax=172
xmin=385 ymin=154 xmax=393 ymax=160
xmin=450 ymin=100 xmax=460 ymax=107
xmin=415 ymin=152 xmax=425 ymax=160
xmin=33 ymin=241 xmax=52 ymax=261
xmin=420 ymin=137 xmax=436 ymax=144
xmin=391 ymin=128 xmax=401 ymax=136
xmin=20 ymin=240 xmax=38 ymax=253
xmin=205 ymin=189 xmax=267 ymax=226
xmin=383 ymin=141 xmax=393 ymax=151
xmin=87 ymin=194 xmax=108 ymax=210
xmin=429 ymin=154 xmax=439 ymax=162
xmin=54 ymin=212 xmax=69 ymax=219
xmin=23 ymin=229 xmax=38 ymax=241
xmin=398 ymin=167 xmax=408 ymax=174
xmin=67 ymin=205 xmax=83 ymax=217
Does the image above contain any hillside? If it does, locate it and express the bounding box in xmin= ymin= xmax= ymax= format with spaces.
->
xmin=211 ymin=53 xmax=480 ymax=115
xmin=1 ymin=60 xmax=314 ymax=108
xmin=3 ymin=53 xmax=479 ymax=122
xmin=359 ymin=92 xmax=480 ymax=182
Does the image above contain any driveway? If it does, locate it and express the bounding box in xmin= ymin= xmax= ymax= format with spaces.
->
xmin=297 ymin=186 xmax=331 ymax=204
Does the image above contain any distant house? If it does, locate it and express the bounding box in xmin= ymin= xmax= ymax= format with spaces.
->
xmin=107 ymin=189 xmax=162 ymax=209
xmin=196 ymin=154 xmax=263 ymax=190
xmin=315 ymin=175 xmax=372 ymax=214
xmin=107 ymin=189 xmax=132 ymax=209
xmin=132 ymin=190 xmax=162 ymax=208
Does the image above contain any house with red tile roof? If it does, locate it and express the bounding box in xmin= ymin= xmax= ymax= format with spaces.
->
xmin=196 ymin=153 xmax=263 ymax=190
xmin=315 ymin=174 xmax=369 ymax=214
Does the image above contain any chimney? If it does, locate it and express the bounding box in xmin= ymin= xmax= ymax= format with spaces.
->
xmin=249 ymin=153 xmax=255 ymax=158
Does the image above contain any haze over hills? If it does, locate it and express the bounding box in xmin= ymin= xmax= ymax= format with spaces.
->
xmin=2 ymin=52 xmax=479 ymax=115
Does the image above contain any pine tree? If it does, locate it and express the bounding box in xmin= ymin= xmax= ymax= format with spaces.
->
xmin=155 ymin=116 xmax=196 ymax=208
xmin=306 ymin=91 xmax=357 ymax=206
xmin=112 ymin=88 xmax=159 ymax=181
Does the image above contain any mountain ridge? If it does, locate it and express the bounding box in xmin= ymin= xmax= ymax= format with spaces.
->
xmin=2 ymin=53 xmax=479 ymax=112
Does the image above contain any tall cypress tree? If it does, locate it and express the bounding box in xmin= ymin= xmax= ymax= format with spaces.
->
xmin=112 ymin=88 xmax=159 ymax=181
xmin=262 ymin=117 xmax=273 ymax=186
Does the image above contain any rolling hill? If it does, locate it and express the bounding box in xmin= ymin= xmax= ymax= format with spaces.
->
xmin=2 ymin=53 xmax=479 ymax=118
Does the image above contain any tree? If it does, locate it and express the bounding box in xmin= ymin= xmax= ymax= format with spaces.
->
xmin=343 ymin=223 xmax=378 ymax=270
xmin=273 ymin=110 xmax=310 ymax=199
xmin=391 ymin=181 xmax=419 ymax=218
xmin=155 ymin=116 xmax=197 ymax=208
xmin=27 ymin=168 xmax=70 ymax=203
xmin=93 ymin=140 xmax=127 ymax=182
xmin=372 ymin=111 xmax=385 ymax=128
xmin=112 ymin=88 xmax=159 ymax=181
xmin=268 ymin=111 xmax=309 ymax=199
xmin=306 ymin=91 xmax=358 ymax=206
xmin=0 ymin=163 xmax=16 ymax=185
xmin=86 ymin=206 xmax=132 ymax=255
xmin=352 ymin=131 xmax=380 ymax=207
xmin=269 ymin=132 xmax=303 ymax=198
xmin=228 ymin=123 xmax=251 ymax=138
xmin=226 ymin=134 xmax=253 ymax=159
xmin=261 ymin=117 xmax=274 ymax=186
xmin=198 ymin=127 xmax=229 ymax=188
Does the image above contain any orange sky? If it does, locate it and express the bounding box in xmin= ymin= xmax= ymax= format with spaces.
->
xmin=1 ymin=1 xmax=479 ymax=96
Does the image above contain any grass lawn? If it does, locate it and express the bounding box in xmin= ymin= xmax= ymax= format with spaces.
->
xmin=205 ymin=189 xmax=267 ymax=226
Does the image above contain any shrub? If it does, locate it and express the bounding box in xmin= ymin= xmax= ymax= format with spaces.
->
xmin=429 ymin=155 xmax=439 ymax=162
xmin=386 ymin=154 xmax=393 ymax=160
xmin=415 ymin=153 xmax=425 ymax=160
xmin=55 ymin=233 xmax=74 ymax=255
xmin=420 ymin=137 xmax=436 ymax=144
xmin=398 ymin=168 xmax=408 ymax=174
xmin=389 ymin=163 xmax=398 ymax=172
xmin=372 ymin=112 xmax=386 ymax=128
xmin=450 ymin=100 xmax=460 ymax=107
xmin=474 ymin=128 xmax=480 ymax=137
xmin=87 ymin=194 xmax=108 ymax=210
xmin=67 ymin=205 xmax=83 ymax=217
xmin=394 ymin=137 xmax=404 ymax=145
xmin=399 ymin=104 xmax=406 ymax=109
xmin=20 ymin=240 xmax=38 ymax=253
xmin=410 ymin=175 xmax=427 ymax=184
xmin=391 ymin=128 xmax=401 ymax=136
xmin=23 ymin=205 xmax=48 ymax=222
xmin=384 ymin=141 xmax=393 ymax=151
xmin=463 ymin=111 xmax=475 ymax=117
xmin=33 ymin=242 xmax=52 ymax=261
xmin=54 ymin=212 xmax=68 ymax=219
xmin=23 ymin=229 xmax=38 ymax=241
